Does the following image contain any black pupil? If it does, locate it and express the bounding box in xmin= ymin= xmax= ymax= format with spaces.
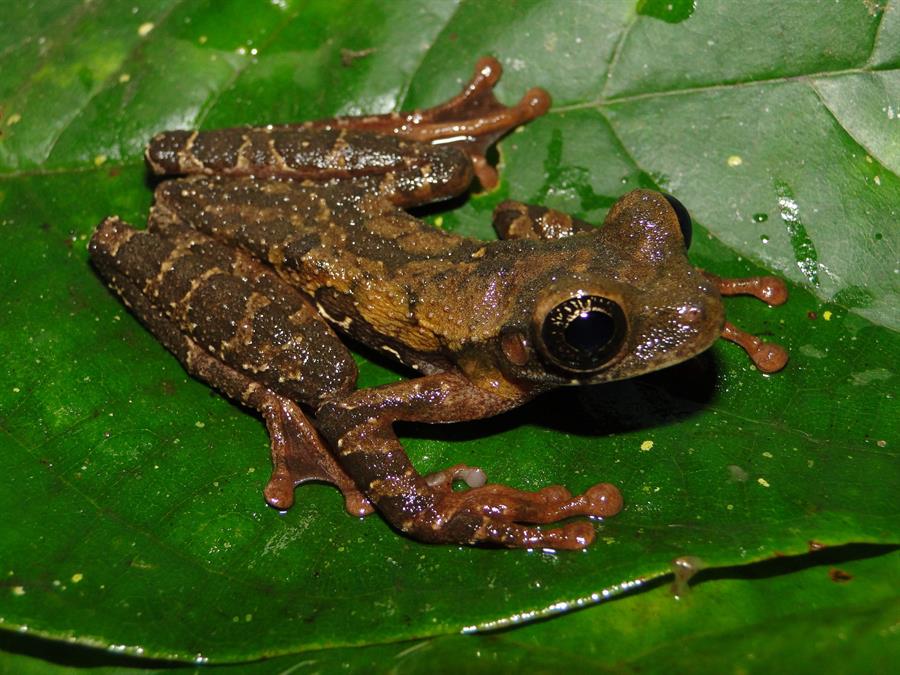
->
xmin=564 ymin=310 xmax=614 ymax=353
xmin=541 ymin=295 xmax=625 ymax=372
xmin=663 ymin=194 xmax=692 ymax=249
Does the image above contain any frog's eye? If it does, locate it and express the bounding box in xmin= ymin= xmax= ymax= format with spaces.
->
xmin=663 ymin=194 xmax=692 ymax=249
xmin=538 ymin=295 xmax=626 ymax=373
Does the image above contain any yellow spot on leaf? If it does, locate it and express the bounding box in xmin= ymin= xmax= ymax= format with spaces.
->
xmin=137 ymin=22 xmax=155 ymax=37
xmin=93 ymin=155 xmax=107 ymax=167
xmin=640 ymin=440 xmax=654 ymax=451
xmin=757 ymin=477 xmax=770 ymax=488
xmin=727 ymin=155 xmax=743 ymax=167
xmin=12 ymin=586 xmax=25 ymax=596
xmin=7 ymin=113 xmax=22 ymax=126
xmin=823 ymin=310 xmax=832 ymax=321
xmin=71 ymin=573 xmax=83 ymax=583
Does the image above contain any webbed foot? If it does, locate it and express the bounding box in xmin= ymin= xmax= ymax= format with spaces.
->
xmin=419 ymin=481 xmax=622 ymax=550
xmin=324 ymin=57 xmax=551 ymax=189
xmin=421 ymin=464 xmax=622 ymax=548
xmin=263 ymin=396 xmax=373 ymax=517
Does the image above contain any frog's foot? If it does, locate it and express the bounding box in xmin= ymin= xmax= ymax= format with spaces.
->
xmin=419 ymin=481 xmax=622 ymax=550
xmin=704 ymin=271 xmax=789 ymax=373
xmin=399 ymin=56 xmax=550 ymax=188
xmin=262 ymin=396 xmax=373 ymax=517
xmin=421 ymin=465 xmax=622 ymax=549
xmin=419 ymin=464 xmax=622 ymax=549
xmin=330 ymin=57 xmax=550 ymax=189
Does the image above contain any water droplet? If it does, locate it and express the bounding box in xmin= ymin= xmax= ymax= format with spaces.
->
xmin=752 ymin=213 xmax=768 ymax=223
xmin=760 ymin=234 xmax=769 ymax=244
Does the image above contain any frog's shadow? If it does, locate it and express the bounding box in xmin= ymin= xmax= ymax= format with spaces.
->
xmin=395 ymin=351 xmax=721 ymax=443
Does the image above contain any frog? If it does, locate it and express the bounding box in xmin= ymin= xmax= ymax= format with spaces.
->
xmin=89 ymin=57 xmax=788 ymax=550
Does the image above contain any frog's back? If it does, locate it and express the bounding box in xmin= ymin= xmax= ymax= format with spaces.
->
xmin=154 ymin=174 xmax=481 ymax=278
xmin=154 ymin=174 xmax=498 ymax=367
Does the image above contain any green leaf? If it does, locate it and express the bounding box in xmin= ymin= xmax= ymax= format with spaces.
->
xmin=2 ymin=547 xmax=897 ymax=673
xmin=0 ymin=0 xmax=896 ymax=666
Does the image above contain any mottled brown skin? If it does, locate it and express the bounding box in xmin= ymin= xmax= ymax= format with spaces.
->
xmin=89 ymin=58 xmax=787 ymax=549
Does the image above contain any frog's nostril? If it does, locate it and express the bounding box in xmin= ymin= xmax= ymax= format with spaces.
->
xmin=678 ymin=304 xmax=705 ymax=323
xmin=698 ymin=280 xmax=716 ymax=297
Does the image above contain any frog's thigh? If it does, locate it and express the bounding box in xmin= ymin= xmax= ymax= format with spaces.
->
xmin=492 ymin=200 xmax=595 ymax=240
xmin=90 ymin=217 xmax=370 ymax=515
xmin=148 ymin=128 xmax=473 ymax=209
xmin=146 ymin=208 xmax=357 ymax=402
xmin=151 ymin=176 xmax=390 ymax=268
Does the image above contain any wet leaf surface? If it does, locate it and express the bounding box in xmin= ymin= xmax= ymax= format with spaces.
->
xmin=2 ymin=546 xmax=897 ymax=673
xmin=0 ymin=0 xmax=897 ymax=667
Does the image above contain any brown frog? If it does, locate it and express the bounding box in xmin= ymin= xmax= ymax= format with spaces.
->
xmin=89 ymin=58 xmax=787 ymax=550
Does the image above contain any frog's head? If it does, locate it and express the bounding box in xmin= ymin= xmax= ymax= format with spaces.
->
xmin=498 ymin=190 xmax=725 ymax=386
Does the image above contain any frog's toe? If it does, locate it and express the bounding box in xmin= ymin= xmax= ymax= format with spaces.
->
xmin=344 ymin=493 xmax=375 ymax=518
xmin=584 ymin=482 xmax=624 ymax=517
xmin=424 ymin=464 xmax=487 ymax=490
xmin=263 ymin=473 xmax=295 ymax=510
xmin=721 ymin=321 xmax=789 ymax=373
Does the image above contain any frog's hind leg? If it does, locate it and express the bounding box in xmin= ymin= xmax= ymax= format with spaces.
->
xmin=317 ymin=370 xmax=622 ymax=550
xmin=322 ymin=57 xmax=551 ymax=189
xmin=492 ymin=200 xmax=595 ymax=240
xmin=703 ymin=271 xmax=790 ymax=373
xmin=89 ymin=216 xmax=372 ymax=517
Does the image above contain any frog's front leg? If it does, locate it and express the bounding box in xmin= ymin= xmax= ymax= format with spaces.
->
xmin=317 ymin=371 xmax=622 ymax=549
xmin=702 ymin=272 xmax=789 ymax=373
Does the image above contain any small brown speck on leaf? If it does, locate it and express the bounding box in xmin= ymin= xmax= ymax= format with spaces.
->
xmin=829 ymin=568 xmax=852 ymax=582
xmin=340 ymin=48 xmax=376 ymax=67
